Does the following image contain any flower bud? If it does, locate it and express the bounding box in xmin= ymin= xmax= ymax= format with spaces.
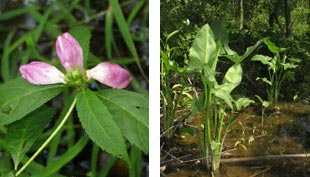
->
xmin=56 ymin=32 xmax=83 ymax=71
xmin=20 ymin=62 xmax=65 ymax=85
xmin=86 ymin=62 xmax=131 ymax=89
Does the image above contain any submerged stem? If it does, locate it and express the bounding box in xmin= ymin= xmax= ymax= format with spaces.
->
xmin=16 ymin=96 xmax=77 ymax=176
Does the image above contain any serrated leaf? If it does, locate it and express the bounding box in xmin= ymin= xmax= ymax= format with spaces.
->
xmin=0 ymin=78 xmax=64 ymax=125
xmin=99 ymin=89 xmax=149 ymax=153
xmin=76 ymin=89 xmax=129 ymax=163
xmin=98 ymin=89 xmax=149 ymax=153
xmin=69 ymin=26 xmax=91 ymax=67
xmin=6 ymin=106 xmax=55 ymax=169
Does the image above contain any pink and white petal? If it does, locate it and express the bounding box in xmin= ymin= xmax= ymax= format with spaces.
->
xmin=56 ymin=32 xmax=83 ymax=71
xmin=86 ymin=62 xmax=131 ymax=89
xmin=19 ymin=61 xmax=65 ymax=85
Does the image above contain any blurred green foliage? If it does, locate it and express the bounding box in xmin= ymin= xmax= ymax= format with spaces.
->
xmin=161 ymin=0 xmax=310 ymax=100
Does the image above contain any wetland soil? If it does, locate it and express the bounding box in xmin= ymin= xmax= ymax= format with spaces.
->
xmin=161 ymin=102 xmax=310 ymax=177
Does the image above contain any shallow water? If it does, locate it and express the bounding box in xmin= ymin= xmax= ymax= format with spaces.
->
xmin=161 ymin=102 xmax=310 ymax=177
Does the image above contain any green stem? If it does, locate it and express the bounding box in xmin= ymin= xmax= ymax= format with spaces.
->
xmin=16 ymin=96 xmax=77 ymax=176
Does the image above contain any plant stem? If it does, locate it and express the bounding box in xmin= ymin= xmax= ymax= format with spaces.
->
xmin=16 ymin=96 xmax=77 ymax=176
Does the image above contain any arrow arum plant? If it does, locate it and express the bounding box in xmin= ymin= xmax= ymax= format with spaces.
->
xmin=251 ymin=38 xmax=301 ymax=105
xmin=188 ymin=24 xmax=260 ymax=173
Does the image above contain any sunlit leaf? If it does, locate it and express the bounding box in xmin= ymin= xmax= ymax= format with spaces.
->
xmin=188 ymin=24 xmax=217 ymax=70
xmin=0 ymin=78 xmax=64 ymax=125
xmin=221 ymin=64 xmax=242 ymax=94
xmin=98 ymin=89 xmax=149 ymax=153
xmin=76 ymin=89 xmax=129 ymax=163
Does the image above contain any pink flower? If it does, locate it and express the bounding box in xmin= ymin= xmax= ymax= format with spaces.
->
xmin=56 ymin=32 xmax=84 ymax=71
xmin=20 ymin=62 xmax=65 ymax=85
xmin=87 ymin=62 xmax=131 ymax=89
xmin=19 ymin=32 xmax=131 ymax=89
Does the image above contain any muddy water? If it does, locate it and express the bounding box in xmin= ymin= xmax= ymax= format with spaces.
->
xmin=162 ymin=103 xmax=310 ymax=177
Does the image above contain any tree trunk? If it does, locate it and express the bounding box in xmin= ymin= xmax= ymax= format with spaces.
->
xmin=240 ymin=0 xmax=244 ymax=29
xmin=284 ymin=0 xmax=292 ymax=37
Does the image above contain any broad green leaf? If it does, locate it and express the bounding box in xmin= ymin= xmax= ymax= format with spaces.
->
xmin=288 ymin=57 xmax=301 ymax=63
xmin=0 ymin=78 xmax=64 ymax=125
xmin=189 ymin=24 xmax=217 ymax=70
xmin=76 ymin=89 xmax=128 ymax=163
xmin=6 ymin=106 xmax=55 ymax=169
xmin=98 ymin=89 xmax=149 ymax=153
xmin=1 ymin=171 xmax=15 ymax=177
xmin=225 ymin=54 xmax=240 ymax=63
xmin=69 ymin=26 xmax=91 ymax=67
xmin=213 ymin=89 xmax=233 ymax=109
xmin=263 ymin=38 xmax=280 ymax=53
xmin=281 ymin=63 xmax=298 ymax=70
xmin=203 ymin=64 xmax=218 ymax=88
xmin=235 ymin=98 xmax=254 ymax=110
xmin=210 ymin=21 xmax=228 ymax=45
xmin=262 ymin=101 xmax=271 ymax=108
xmin=251 ymin=55 xmax=273 ymax=69
xmin=239 ymin=39 xmax=262 ymax=62
xmin=221 ymin=64 xmax=242 ymax=93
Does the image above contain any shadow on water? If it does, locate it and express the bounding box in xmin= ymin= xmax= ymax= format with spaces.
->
xmin=161 ymin=102 xmax=310 ymax=177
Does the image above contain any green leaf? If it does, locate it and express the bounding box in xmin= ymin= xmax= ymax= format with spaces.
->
xmin=262 ymin=101 xmax=271 ymax=108
xmin=108 ymin=0 xmax=147 ymax=80
xmin=251 ymin=55 xmax=273 ymax=69
xmin=256 ymin=77 xmax=272 ymax=86
xmin=281 ymin=63 xmax=298 ymax=70
xmin=6 ymin=106 xmax=55 ymax=170
xmin=221 ymin=64 xmax=242 ymax=94
xmin=189 ymin=24 xmax=217 ymax=70
xmin=263 ymin=38 xmax=280 ymax=54
xmin=69 ymin=26 xmax=91 ymax=68
xmin=235 ymin=98 xmax=254 ymax=111
xmin=239 ymin=39 xmax=262 ymax=62
xmin=0 ymin=78 xmax=64 ymax=125
xmin=210 ymin=21 xmax=228 ymax=45
xmin=0 ymin=6 xmax=39 ymax=21
xmin=76 ymin=89 xmax=129 ymax=163
xmin=98 ymin=89 xmax=149 ymax=153
xmin=213 ymin=89 xmax=233 ymax=109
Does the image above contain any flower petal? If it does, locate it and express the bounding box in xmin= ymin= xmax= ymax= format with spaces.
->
xmin=56 ymin=32 xmax=83 ymax=71
xmin=19 ymin=61 xmax=65 ymax=85
xmin=86 ymin=62 xmax=131 ymax=89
